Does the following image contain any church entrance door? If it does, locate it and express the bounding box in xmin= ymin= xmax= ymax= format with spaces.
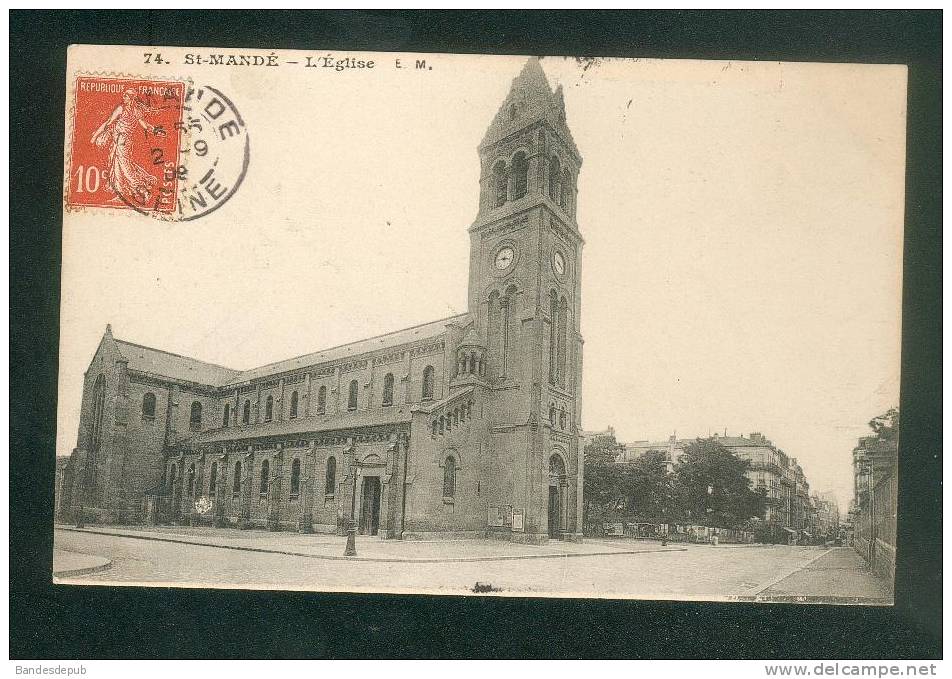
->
xmin=548 ymin=454 xmax=566 ymax=539
xmin=359 ymin=476 xmax=381 ymax=536
xmin=548 ymin=485 xmax=561 ymax=538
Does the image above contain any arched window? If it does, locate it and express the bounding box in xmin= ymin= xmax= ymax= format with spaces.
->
xmin=289 ymin=391 xmax=299 ymax=419
xmin=259 ymin=459 xmax=269 ymax=495
xmin=548 ymin=156 xmax=561 ymax=202
xmin=549 ymin=290 xmax=559 ymax=384
xmin=382 ymin=373 xmax=395 ymax=407
xmin=190 ymin=401 xmax=202 ymax=430
xmin=222 ymin=402 xmax=230 ymax=427
xmin=557 ymin=297 xmax=568 ymax=386
xmin=233 ymin=461 xmax=242 ymax=496
xmin=242 ymin=400 xmax=251 ymax=424
xmin=549 ymin=454 xmax=566 ymax=481
xmin=422 ymin=365 xmax=435 ymax=401
xmin=501 ymin=285 xmax=517 ymax=378
xmin=487 ymin=290 xmax=501 ymax=377
xmin=142 ymin=392 xmax=156 ymax=419
xmin=559 ymin=410 xmax=567 ymax=430
xmin=454 ymin=408 xmax=460 ymax=427
xmin=317 ymin=385 xmax=327 ymax=414
xmin=549 ymin=405 xmax=557 ymax=427
xmin=187 ymin=463 xmax=195 ymax=496
xmin=290 ymin=459 xmax=301 ymax=499
xmin=492 ymin=161 xmax=507 ymax=207
xmin=169 ymin=463 xmax=177 ymax=494
xmin=439 ymin=416 xmax=445 ymax=435
xmin=347 ymin=380 xmax=359 ymax=411
xmin=324 ymin=457 xmax=337 ymax=496
xmin=432 ymin=420 xmax=438 ymax=437
xmin=443 ymin=456 xmax=457 ymax=498
xmin=264 ymin=395 xmax=274 ymax=422
xmin=561 ymin=171 xmax=572 ymax=210
xmin=90 ymin=374 xmax=106 ymax=451
xmin=209 ymin=461 xmax=218 ymax=497
xmin=511 ymin=151 xmax=528 ymax=200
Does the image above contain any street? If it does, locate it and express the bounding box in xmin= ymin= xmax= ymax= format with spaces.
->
xmin=53 ymin=527 xmax=892 ymax=603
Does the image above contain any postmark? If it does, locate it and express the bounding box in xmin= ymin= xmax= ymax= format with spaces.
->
xmin=172 ymin=84 xmax=250 ymax=221
xmin=66 ymin=76 xmax=249 ymax=221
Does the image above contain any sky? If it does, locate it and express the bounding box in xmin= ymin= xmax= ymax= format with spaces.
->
xmin=58 ymin=49 xmax=907 ymax=511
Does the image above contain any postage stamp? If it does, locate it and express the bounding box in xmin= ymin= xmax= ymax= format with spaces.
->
xmin=66 ymin=76 xmax=249 ymax=220
xmin=66 ymin=77 xmax=186 ymax=214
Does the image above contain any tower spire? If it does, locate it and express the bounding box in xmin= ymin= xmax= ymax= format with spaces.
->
xmin=479 ymin=57 xmax=580 ymax=163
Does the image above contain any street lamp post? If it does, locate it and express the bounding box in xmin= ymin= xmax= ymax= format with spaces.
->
xmin=861 ymin=458 xmax=875 ymax=566
xmin=706 ymin=484 xmax=718 ymax=545
xmin=75 ymin=464 xmax=86 ymax=529
xmin=344 ymin=454 xmax=360 ymax=557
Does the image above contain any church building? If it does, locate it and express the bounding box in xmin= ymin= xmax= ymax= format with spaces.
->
xmin=58 ymin=58 xmax=585 ymax=544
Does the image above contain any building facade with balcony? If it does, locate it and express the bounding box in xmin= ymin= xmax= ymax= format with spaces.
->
xmin=608 ymin=430 xmax=820 ymax=540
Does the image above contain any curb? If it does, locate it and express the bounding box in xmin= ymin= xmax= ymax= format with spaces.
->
xmin=53 ymin=558 xmax=113 ymax=578
xmin=56 ymin=527 xmax=687 ymax=564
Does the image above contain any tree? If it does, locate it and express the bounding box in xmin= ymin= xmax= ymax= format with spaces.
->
xmin=868 ymin=407 xmax=899 ymax=443
xmin=674 ymin=438 xmax=766 ymax=528
xmin=624 ymin=449 xmax=676 ymax=521
xmin=583 ymin=432 xmax=626 ymax=524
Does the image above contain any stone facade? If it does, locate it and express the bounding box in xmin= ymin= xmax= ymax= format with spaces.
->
xmin=58 ymin=58 xmax=585 ymax=544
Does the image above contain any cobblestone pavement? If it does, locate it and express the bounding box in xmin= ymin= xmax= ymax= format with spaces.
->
xmin=51 ymin=527 xmax=888 ymax=602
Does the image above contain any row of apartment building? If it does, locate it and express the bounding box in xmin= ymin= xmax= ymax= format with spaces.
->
xmin=848 ymin=433 xmax=898 ymax=583
xmin=586 ymin=428 xmax=839 ymax=542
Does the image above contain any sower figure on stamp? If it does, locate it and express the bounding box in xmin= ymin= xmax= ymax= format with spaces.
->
xmin=90 ymin=88 xmax=161 ymax=205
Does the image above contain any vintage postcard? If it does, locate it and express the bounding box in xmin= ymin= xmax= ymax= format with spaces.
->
xmin=54 ymin=45 xmax=906 ymax=603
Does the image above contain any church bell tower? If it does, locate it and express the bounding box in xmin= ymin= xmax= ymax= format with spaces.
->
xmin=467 ymin=58 xmax=585 ymax=543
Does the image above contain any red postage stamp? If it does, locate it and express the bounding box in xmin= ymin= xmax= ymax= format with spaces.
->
xmin=66 ymin=77 xmax=186 ymax=214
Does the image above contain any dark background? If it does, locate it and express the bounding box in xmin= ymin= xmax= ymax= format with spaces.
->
xmin=9 ymin=10 xmax=942 ymax=659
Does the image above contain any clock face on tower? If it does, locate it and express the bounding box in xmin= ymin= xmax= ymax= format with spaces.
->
xmin=494 ymin=246 xmax=515 ymax=270
xmin=552 ymin=251 xmax=566 ymax=276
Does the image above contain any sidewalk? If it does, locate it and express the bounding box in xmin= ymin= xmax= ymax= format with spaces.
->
xmin=52 ymin=549 xmax=112 ymax=577
xmin=54 ymin=524 xmax=685 ymax=563
xmin=733 ymin=547 xmax=893 ymax=605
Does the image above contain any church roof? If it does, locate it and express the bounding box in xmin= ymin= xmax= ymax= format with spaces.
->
xmin=187 ymin=407 xmax=414 ymax=445
xmin=115 ymin=339 xmax=240 ymax=386
xmin=226 ymin=312 xmax=468 ymax=385
xmin=480 ymin=57 xmax=580 ymax=162
xmin=110 ymin=312 xmax=468 ymax=389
